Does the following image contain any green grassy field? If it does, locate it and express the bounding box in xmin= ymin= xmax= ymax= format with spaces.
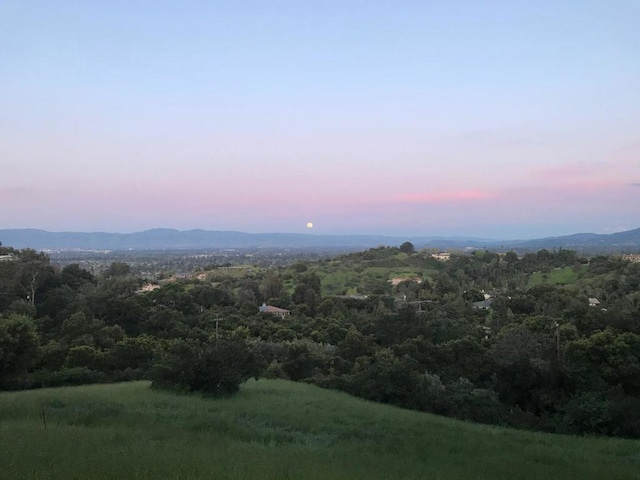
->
xmin=318 ymin=266 xmax=431 ymax=296
xmin=1 ymin=380 xmax=638 ymax=479
xmin=527 ymin=266 xmax=585 ymax=288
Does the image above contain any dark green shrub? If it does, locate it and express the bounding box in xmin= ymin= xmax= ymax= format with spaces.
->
xmin=151 ymin=337 xmax=263 ymax=395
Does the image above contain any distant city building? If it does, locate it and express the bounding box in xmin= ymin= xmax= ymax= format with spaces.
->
xmin=621 ymin=254 xmax=640 ymax=263
xmin=431 ymin=252 xmax=451 ymax=261
xmin=588 ymin=297 xmax=601 ymax=307
xmin=0 ymin=254 xmax=17 ymax=262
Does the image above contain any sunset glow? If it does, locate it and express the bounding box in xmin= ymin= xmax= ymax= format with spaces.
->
xmin=1 ymin=1 xmax=639 ymax=239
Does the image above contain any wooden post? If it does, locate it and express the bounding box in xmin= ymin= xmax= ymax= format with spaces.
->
xmin=41 ymin=404 xmax=47 ymax=430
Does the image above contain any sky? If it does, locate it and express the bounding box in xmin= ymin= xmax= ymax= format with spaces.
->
xmin=1 ymin=1 xmax=639 ymax=240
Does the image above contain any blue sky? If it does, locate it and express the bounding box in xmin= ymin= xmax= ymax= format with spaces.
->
xmin=1 ymin=1 xmax=639 ymax=239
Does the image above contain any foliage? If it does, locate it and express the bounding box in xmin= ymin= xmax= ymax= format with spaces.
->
xmin=1 ymin=243 xmax=640 ymax=438
xmin=399 ymin=241 xmax=415 ymax=254
xmin=151 ymin=337 xmax=263 ymax=395
xmin=0 ymin=314 xmax=40 ymax=389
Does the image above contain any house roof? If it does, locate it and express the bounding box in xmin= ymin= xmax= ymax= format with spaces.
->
xmin=259 ymin=303 xmax=290 ymax=314
xmin=389 ymin=277 xmax=422 ymax=286
xmin=472 ymin=299 xmax=494 ymax=309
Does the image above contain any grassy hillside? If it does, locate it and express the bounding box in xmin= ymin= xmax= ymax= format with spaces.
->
xmin=1 ymin=381 xmax=638 ymax=480
xmin=526 ymin=266 xmax=586 ymax=288
xmin=308 ymin=248 xmax=443 ymax=296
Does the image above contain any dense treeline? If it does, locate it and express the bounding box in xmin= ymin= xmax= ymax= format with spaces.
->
xmin=1 ymin=242 xmax=639 ymax=437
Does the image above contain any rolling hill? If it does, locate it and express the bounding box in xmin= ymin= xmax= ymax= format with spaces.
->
xmin=1 ymin=380 xmax=638 ymax=480
xmin=508 ymin=227 xmax=640 ymax=251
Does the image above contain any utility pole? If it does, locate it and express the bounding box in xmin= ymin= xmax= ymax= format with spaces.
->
xmin=555 ymin=321 xmax=561 ymax=362
xmin=214 ymin=316 xmax=221 ymax=347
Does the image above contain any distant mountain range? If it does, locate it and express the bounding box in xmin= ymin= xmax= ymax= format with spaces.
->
xmin=1 ymin=227 xmax=639 ymax=253
xmin=505 ymin=228 xmax=640 ymax=251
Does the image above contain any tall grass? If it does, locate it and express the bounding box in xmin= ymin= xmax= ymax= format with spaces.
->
xmin=1 ymin=380 xmax=638 ymax=479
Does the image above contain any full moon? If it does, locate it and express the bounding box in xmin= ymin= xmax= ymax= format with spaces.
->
xmin=306 ymin=222 xmax=313 ymax=229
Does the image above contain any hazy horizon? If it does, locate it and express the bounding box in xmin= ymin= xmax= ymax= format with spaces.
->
xmin=2 ymin=1 xmax=639 ymax=239
xmin=3 ymin=224 xmax=638 ymax=244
